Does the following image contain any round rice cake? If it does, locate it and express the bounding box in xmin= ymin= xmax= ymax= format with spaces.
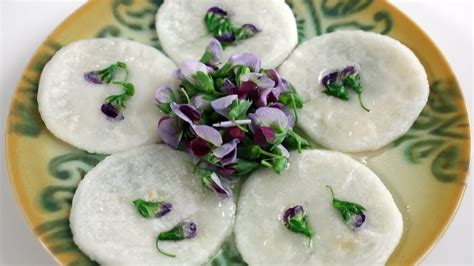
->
xmin=70 ymin=145 xmax=235 ymax=265
xmin=156 ymin=0 xmax=297 ymax=69
xmin=278 ymin=30 xmax=429 ymax=152
xmin=235 ymin=149 xmax=403 ymax=265
xmin=38 ymin=38 xmax=177 ymax=154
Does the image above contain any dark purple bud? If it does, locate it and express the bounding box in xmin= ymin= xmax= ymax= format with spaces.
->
xmin=158 ymin=116 xmax=183 ymax=149
xmin=155 ymin=202 xmax=173 ymax=218
xmin=216 ymin=32 xmax=236 ymax=43
xmin=241 ymin=23 xmax=260 ymax=36
xmin=253 ymin=126 xmax=276 ymax=147
xmin=190 ymin=137 xmax=212 ymax=157
xmin=84 ymin=71 xmax=102 ymax=84
xmin=202 ymin=172 xmax=232 ymax=198
xmin=101 ymin=103 xmax=124 ymax=121
xmin=217 ymin=166 xmax=235 ymax=177
xmin=283 ymin=205 xmax=305 ymax=225
xmin=341 ymin=65 xmax=358 ymax=77
xmin=207 ymin=6 xmax=228 ymax=16
xmin=225 ymin=127 xmax=246 ymax=142
xmin=350 ymin=211 xmax=366 ymax=231
xmin=321 ymin=71 xmax=338 ymax=87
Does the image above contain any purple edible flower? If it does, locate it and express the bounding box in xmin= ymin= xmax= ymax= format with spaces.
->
xmin=182 ymin=221 xmax=198 ymax=239
xmin=240 ymin=73 xmax=275 ymax=89
xmin=207 ymin=6 xmax=227 ymax=16
xmin=269 ymin=103 xmax=295 ymax=129
xmin=202 ymin=172 xmax=232 ymax=198
xmin=101 ymin=103 xmax=124 ymax=121
xmin=238 ymin=81 xmax=258 ymax=99
xmin=155 ymin=85 xmax=174 ymax=104
xmin=211 ymin=95 xmax=238 ymax=119
xmin=177 ymin=60 xmax=209 ymax=83
xmin=155 ymin=202 xmax=173 ymax=218
xmin=191 ymin=95 xmax=211 ymax=112
xmin=192 ymin=125 xmax=223 ymax=146
xmin=213 ymin=138 xmax=240 ymax=166
xmin=283 ymin=205 xmax=305 ymax=225
xmin=220 ymin=79 xmax=237 ymax=94
xmin=321 ymin=71 xmax=339 ymax=87
xmin=252 ymin=107 xmax=289 ymax=131
xmin=241 ymin=23 xmax=260 ymax=36
xmin=224 ymin=127 xmax=246 ymax=142
xmin=171 ymin=102 xmax=201 ymax=123
xmin=200 ymin=38 xmax=224 ymax=66
xmin=350 ymin=212 xmax=367 ymax=231
xmin=216 ymin=32 xmax=236 ymax=43
xmin=84 ymin=71 xmax=102 ymax=84
xmin=158 ymin=116 xmax=183 ymax=149
xmin=228 ymin=53 xmax=261 ymax=72
xmin=252 ymin=126 xmax=276 ymax=147
xmin=190 ymin=137 xmax=212 ymax=157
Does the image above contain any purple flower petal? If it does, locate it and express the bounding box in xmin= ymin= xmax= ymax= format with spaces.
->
xmin=179 ymin=60 xmax=209 ymax=83
xmin=216 ymin=32 xmax=236 ymax=43
xmin=182 ymin=221 xmax=198 ymax=239
xmin=228 ymin=53 xmax=261 ymax=72
xmin=207 ymin=6 xmax=227 ymax=16
xmin=202 ymin=38 xmax=223 ymax=66
xmin=241 ymin=23 xmax=260 ymax=36
xmin=192 ymin=125 xmax=223 ymax=146
xmin=253 ymin=126 xmax=275 ymax=146
xmin=350 ymin=212 xmax=367 ymax=231
xmin=211 ymin=95 xmax=238 ymax=119
xmin=158 ymin=116 xmax=183 ymax=149
xmin=213 ymin=139 xmax=239 ymax=166
xmin=240 ymin=73 xmax=275 ymax=89
xmin=283 ymin=205 xmax=305 ymax=225
xmin=155 ymin=85 xmax=173 ymax=104
xmin=155 ymin=202 xmax=173 ymax=218
xmin=254 ymin=87 xmax=273 ymax=107
xmin=341 ymin=65 xmax=358 ymax=77
xmin=101 ymin=103 xmax=124 ymax=121
xmin=190 ymin=137 xmax=211 ymax=157
xmin=269 ymin=103 xmax=295 ymax=129
xmin=224 ymin=127 xmax=246 ymax=141
xmin=217 ymin=167 xmax=235 ymax=177
xmin=191 ymin=95 xmax=211 ymax=111
xmin=84 ymin=71 xmax=102 ymax=84
xmin=171 ymin=102 xmax=201 ymax=123
xmin=321 ymin=71 xmax=339 ymax=87
xmin=220 ymin=79 xmax=237 ymax=94
xmin=255 ymin=107 xmax=289 ymax=130
xmin=203 ymin=172 xmax=232 ymax=198
xmin=238 ymin=81 xmax=258 ymax=99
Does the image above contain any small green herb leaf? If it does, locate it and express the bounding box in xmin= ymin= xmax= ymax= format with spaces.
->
xmin=282 ymin=205 xmax=313 ymax=247
xmin=326 ymin=185 xmax=367 ymax=230
xmin=133 ymin=199 xmax=172 ymax=218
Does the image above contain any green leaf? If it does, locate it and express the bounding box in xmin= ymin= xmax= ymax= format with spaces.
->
xmin=232 ymin=159 xmax=261 ymax=177
xmin=326 ymin=185 xmax=366 ymax=223
xmin=324 ymin=83 xmax=350 ymax=100
xmin=195 ymin=71 xmax=215 ymax=94
xmin=283 ymin=130 xmax=311 ymax=152
xmin=229 ymin=100 xmax=252 ymax=120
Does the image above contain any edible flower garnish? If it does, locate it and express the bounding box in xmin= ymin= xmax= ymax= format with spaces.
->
xmin=282 ymin=205 xmax=314 ymax=248
xmin=321 ymin=65 xmax=370 ymax=112
xmin=156 ymin=39 xmax=310 ymax=198
xmin=326 ymin=185 xmax=367 ymax=230
xmin=156 ymin=221 xmax=197 ymax=257
xmin=84 ymin=61 xmax=135 ymax=120
xmin=204 ymin=6 xmax=260 ymax=47
xmin=133 ymin=199 xmax=172 ymax=218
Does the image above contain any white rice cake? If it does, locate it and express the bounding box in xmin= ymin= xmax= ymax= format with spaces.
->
xmin=70 ymin=145 xmax=235 ymax=265
xmin=156 ymin=0 xmax=297 ymax=69
xmin=279 ymin=31 xmax=429 ymax=152
xmin=38 ymin=39 xmax=177 ymax=154
xmin=235 ymin=149 xmax=403 ymax=265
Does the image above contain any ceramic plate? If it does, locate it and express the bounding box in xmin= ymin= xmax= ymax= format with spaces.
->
xmin=6 ymin=0 xmax=470 ymax=265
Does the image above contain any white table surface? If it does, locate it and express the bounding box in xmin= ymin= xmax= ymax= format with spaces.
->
xmin=0 ymin=0 xmax=472 ymax=265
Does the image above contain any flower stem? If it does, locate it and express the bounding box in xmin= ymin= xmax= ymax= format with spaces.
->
xmin=156 ymin=240 xmax=176 ymax=258
xmin=358 ymin=93 xmax=370 ymax=112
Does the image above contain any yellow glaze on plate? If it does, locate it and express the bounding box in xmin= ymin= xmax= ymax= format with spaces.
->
xmin=5 ymin=0 xmax=470 ymax=265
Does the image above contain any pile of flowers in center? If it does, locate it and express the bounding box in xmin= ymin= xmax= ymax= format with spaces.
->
xmin=156 ymin=39 xmax=310 ymax=197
